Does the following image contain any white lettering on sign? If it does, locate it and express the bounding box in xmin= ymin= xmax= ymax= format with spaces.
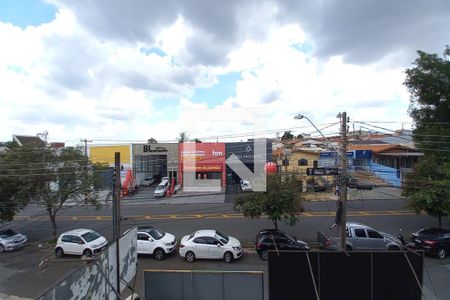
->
xmin=212 ymin=150 xmax=223 ymax=157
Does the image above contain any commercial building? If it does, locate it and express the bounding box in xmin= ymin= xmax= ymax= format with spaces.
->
xmin=178 ymin=143 xmax=226 ymax=188
xmin=225 ymin=140 xmax=272 ymax=192
xmin=89 ymin=144 xmax=132 ymax=168
xmin=132 ymin=142 xmax=179 ymax=184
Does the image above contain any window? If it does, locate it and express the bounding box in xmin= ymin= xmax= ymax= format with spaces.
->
xmin=72 ymin=236 xmax=83 ymax=244
xmin=204 ymin=237 xmax=220 ymax=245
xmin=367 ymin=230 xmax=383 ymax=239
xmin=313 ymin=160 xmax=318 ymax=168
xmin=193 ymin=237 xmax=207 ymax=244
xmin=81 ymin=231 xmax=101 ymax=242
xmin=138 ymin=233 xmax=149 ymax=241
xmin=298 ymin=159 xmax=308 ymax=166
xmin=354 ymin=229 xmax=367 ymax=238
xmin=148 ymin=228 xmax=165 ymax=240
xmin=62 ymin=235 xmax=72 ymax=243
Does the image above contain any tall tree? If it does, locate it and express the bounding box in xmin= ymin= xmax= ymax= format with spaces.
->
xmin=1 ymin=144 xmax=100 ymax=239
xmin=402 ymin=46 xmax=450 ymax=227
xmin=234 ymin=174 xmax=303 ymax=229
xmin=178 ymin=131 xmax=189 ymax=143
xmin=281 ymin=131 xmax=294 ymax=140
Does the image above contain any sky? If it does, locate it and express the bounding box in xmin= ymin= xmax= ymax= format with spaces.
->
xmin=0 ymin=0 xmax=449 ymax=145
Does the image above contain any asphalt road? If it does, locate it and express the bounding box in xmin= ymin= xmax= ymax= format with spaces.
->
xmin=1 ymin=188 xmax=449 ymax=299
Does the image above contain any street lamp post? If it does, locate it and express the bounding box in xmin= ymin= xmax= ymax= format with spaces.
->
xmin=294 ymin=113 xmax=348 ymax=250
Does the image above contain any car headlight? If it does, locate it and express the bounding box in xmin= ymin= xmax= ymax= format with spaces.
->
xmin=6 ymin=241 xmax=14 ymax=245
xmin=164 ymin=242 xmax=172 ymax=246
xmin=232 ymin=246 xmax=240 ymax=251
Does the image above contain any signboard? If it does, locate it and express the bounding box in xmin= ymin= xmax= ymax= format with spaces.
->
xmin=319 ymin=151 xmax=353 ymax=158
xmin=354 ymin=150 xmax=372 ymax=159
xmin=181 ymin=163 xmax=223 ymax=172
xmin=306 ymin=167 xmax=339 ymax=176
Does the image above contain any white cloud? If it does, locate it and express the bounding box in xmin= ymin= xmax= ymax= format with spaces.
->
xmin=3 ymin=0 xmax=445 ymax=144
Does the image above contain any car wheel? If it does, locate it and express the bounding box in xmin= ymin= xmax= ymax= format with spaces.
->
xmin=83 ymin=249 xmax=93 ymax=257
xmin=154 ymin=248 xmax=165 ymax=261
xmin=260 ymin=250 xmax=269 ymax=261
xmin=388 ymin=246 xmax=400 ymax=251
xmin=185 ymin=251 xmax=195 ymax=263
xmin=0 ymin=245 xmax=4 ymax=253
xmin=55 ymin=247 xmax=64 ymax=258
xmin=437 ymin=248 xmax=446 ymax=259
xmin=224 ymin=251 xmax=234 ymax=263
xmin=345 ymin=245 xmax=352 ymax=251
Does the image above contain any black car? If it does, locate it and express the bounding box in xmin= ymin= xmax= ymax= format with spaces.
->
xmin=255 ymin=229 xmax=310 ymax=260
xmin=411 ymin=227 xmax=450 ymax=259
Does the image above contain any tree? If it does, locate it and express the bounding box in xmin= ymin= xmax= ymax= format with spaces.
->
xmin=405 ymin=46 xmax=450 ymax=154
xmin=281 ymin=131 xmax=294 ymax=140
xmin=403 ymin=156 xmax=450 ymax=228
xmin=1 ymin=144 xmax=99 ymax=239
xmin=402 ymin=46 xmax=450 ymax=227
xmin=234 ymin=174 xmax=303 ymax=229
xmin=178 ymin=131 xmax=189 ymax=143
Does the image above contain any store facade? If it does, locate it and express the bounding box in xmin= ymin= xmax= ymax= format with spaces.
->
xmin=178 ymin=143 xmax=226 ymax=188
xmin=132 ymin=142 xmax=179 ymax=184
xmin=225 ymin=140 xmax=272 ymax=192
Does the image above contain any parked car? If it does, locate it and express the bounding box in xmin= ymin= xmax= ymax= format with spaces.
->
xmin=318 ymin=222 xmax=403 ymax=251
xmin=255 ymin=229 xmax=310 ymax=260
xmin=141 ymin=176 xmax=156 ymax=187
xmin=411 ymin=227 xmax=450 ymax=259
xmin=0 ymin=228 xmax=28 ymax=252
xmin=55 ymin=229 xmax=108 ymax=258
xmin=135 ymin=226 xmax=177 ymax=260
xmin=179 ymin=230 xmax=242 ymax=263
xmin=154 ymin=181 xmax=169 ymax=198
xmin=240 ymin=179 xmax=252 ymax=192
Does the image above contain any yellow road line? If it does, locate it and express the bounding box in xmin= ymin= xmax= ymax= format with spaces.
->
xmin=14 ymin=210 xmax=419 ymax=221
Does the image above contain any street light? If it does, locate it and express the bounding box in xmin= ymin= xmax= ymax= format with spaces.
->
xmin=294 ymin=114 xmax=339 ymax=155
xmin=295 ymin=113 xmax=348 ymax=250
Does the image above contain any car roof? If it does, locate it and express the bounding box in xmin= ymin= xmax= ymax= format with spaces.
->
xmin=137 ymin=226 xmax=156 ymax=233
xmin=61 ymin=228 xmax=94 ymax=236
xmin=193 ymin=230 xmax=216 ymax=237
xmin=347 ymin=222 xmax=369 ymax=228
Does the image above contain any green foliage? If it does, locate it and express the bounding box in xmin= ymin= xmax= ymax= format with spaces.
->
xmin=402 ymin=156 xmax=450 ymax=227
xmin=234 ymin=174 xmax=303 ymax=229
xmin=281 ymin=131 xmax=294 ymax=140
xmin=0 ymin=144 xmax=100 ymax=237
xmin=405 ymin=46 xmax=450 ymax=155
xmin=403 ymin=46 xmax=450 ymax=227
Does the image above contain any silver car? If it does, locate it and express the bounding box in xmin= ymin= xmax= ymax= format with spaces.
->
xmin=0 ymin=228 xmax=28 ymax=252
xmin=319 ymin=222 xmax=403 ymax=251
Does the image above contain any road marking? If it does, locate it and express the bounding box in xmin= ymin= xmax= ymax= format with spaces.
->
xmin=14 ymin=210 xmax=419 ymax=221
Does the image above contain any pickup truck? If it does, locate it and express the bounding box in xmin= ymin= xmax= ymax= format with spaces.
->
xmin=318 ymin=222 xmax=403 ymax=251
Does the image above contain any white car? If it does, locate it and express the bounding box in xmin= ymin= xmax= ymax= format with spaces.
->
xmin=154 ymin=181 xmax=169 ymax=198
xmin=179 ymin=230 xmax=243 ymax=263
xmin=136 ymin=226 xmax=177 ymax=260
xmin=0 ymin=228 xmax=28 ymax=252
xmin=141 ymin=176 xmax=156 ymax=187
xmin=240 ymin=179 xmax=252 ymax=192
xmin=55 ymin=229 xmax=108 ymax=258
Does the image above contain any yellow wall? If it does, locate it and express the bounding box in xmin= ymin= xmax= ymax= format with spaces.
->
xmin=89 ymin=145 xmax=131 ymax=165
xmin=276 ymin=151 xmax=320 ymax=175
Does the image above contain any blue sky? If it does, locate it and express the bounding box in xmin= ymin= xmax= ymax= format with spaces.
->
xmin=0 ymin=0 xmax=55 ymax=28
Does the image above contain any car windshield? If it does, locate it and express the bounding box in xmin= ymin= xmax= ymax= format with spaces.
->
xmin=215 ymin=231 xmax=229 ymax=244
xmin=144 ymin=178 xmax=151 ymax=181
xmin=0 ymin=229 xmax=17 ymax=238
xmin=148 ymin=228 xmax=165 ymax=240
xmin=81 ymin=231 xmax=101 ymax=242
xmin=156 ymin=185 xmax=165 ymax=191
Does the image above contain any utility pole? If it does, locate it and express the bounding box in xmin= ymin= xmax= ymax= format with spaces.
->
xmin=80 ymin=139 xmax=93 ymax=157
xmin=338 ymin=112 xmax=348 ymax=250
xmin=112 ymin=152 xmax=121 ymax=297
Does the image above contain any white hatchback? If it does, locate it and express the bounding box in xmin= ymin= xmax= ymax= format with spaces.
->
xmin=179 ymin=230 xmax=242 ymax=263
xmin=55 ymin=229 xmax=108 ymax=258
xmin=136 ymin=226 xmax=177 ymax=260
